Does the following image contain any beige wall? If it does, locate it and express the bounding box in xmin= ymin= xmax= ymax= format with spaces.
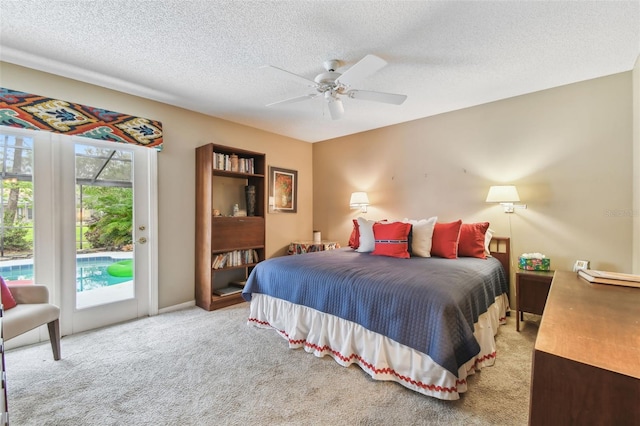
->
xmin=314 ymin=72 xmax=634 ymax=296
xmin=0 ymin=62 xmax=313 ymax=309
xmin=633 ymin=55 xmax=640 ymax=274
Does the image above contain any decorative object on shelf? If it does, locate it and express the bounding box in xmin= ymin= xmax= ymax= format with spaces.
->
xmin=232 ymin=203 xmax=239 ymax=216
xmin=349 ymin=191 xmax=370 ymax=213
xmin=313 ymin=230 xmax=321 ymax=243
xmin=486 ymin=185 xmax=527 ymax=213
xmin=213 ymin=209 xmax=221 ymax=217
xmin=519 ymin=253 xmax=550 ymax=271
xmin=269 ymin=166 xmax=297 ymax=213
xmin=245 ymin=185 xmax=256 ymax=216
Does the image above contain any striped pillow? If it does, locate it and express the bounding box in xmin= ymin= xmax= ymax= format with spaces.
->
xmin=371 ymin=222 xmax=412 ymax=259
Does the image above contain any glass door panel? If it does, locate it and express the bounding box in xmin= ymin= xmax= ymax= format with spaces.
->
xmin=62 ymin=137 xmax=153 ymax=335
xmin=74 ymin=144 xmax=134 ymax=309
xmin=0 ymin=134 xmax=34 ymax=284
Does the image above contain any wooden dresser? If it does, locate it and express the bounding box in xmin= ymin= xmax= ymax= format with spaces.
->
xmin=529 ymin=270 xmax=640 ymax=425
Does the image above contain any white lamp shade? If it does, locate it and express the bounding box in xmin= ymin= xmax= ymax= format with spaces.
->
xmin=349 ymin=192 xmax=370 ymax=207
xmin=486 ymin=185 xmax=520 ymax=203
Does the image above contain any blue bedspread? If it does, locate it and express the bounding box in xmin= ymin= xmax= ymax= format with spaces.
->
xmin=243 ymin=248 xmax=508 ymax=375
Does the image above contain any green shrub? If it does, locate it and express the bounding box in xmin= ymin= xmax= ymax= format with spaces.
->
xmin=83 ymin=186 xmax=133 ymax=250
xmin=2 ymin=224 xmax=30 ymax=251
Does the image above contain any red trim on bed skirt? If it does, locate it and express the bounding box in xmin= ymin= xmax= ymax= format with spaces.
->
xmin=247 ymin=316 xmax=474 ymax=394
xmin=475 ymin=351 xmax=497 ymax=364
xmin=249 ymin=318 xmax=271 ymax=327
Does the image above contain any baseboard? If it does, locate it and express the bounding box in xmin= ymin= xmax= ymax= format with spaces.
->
xmin=158 ymin=299 xmax=196 ymax=314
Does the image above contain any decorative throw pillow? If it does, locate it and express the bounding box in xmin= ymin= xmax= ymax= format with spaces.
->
xmin=402 ymin=217 xmax=437 ymax=257
xmin=458 ymin=222 xmax=490 ymax=258
xmin=0 ymin=275 xmax=17 ymax=310
xmin=431 ymin=220 xmax=462 ymax=259
xmin=348 ymin=219 xmax=360 ymax=249
xmin=372 ymin=222 xmax=412 ymax=259
xmin=356 ymin=217 xmax=377 ymax=253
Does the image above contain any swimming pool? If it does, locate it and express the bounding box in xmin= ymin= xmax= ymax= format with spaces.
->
xmin=0 ymin=256 xmax=133 ymax=292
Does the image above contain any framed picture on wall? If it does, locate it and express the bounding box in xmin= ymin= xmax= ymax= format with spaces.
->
xmin=269 ymin=166 xmax=297 ymax=213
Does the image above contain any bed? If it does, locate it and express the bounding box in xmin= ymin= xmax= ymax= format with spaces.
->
xmin=242 ymin=236 xmax=510 ymax=400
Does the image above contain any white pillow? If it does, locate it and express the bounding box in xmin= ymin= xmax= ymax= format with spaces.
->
xmin=485 ymin=228 xmax=495 ymax=257
xmin=356 ymin=217 xmax=377 ymax=252
xmin=403 ymin=217 xmax=437 ymax=257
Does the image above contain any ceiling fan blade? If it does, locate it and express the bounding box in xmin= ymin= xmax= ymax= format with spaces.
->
xmin=266 ymin=93 xmax=318 ymax=107
xmin=260 ymin=65 xmax=317 ymax=87
xmin=346 ymin=90 xmax=407 ymax=105
xmin=335 ymin=54 xmax=387 ymax=88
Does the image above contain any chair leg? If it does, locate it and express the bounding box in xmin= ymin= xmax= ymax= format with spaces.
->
xmin=47 ymin=319 xmax=61 ymax=361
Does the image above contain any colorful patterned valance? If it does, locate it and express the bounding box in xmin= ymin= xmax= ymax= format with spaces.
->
xmin=0 ymin=87 xmax=163 ymax=150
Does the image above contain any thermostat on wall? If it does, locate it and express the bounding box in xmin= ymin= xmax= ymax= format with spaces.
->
xmin=573 ymin=260 xmax=590 ymax=272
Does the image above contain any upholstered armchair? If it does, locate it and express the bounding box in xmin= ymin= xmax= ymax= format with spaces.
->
xmin=3 ymin=285 xmax=61 ymax=360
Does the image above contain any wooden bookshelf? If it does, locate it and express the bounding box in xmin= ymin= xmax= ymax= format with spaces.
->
xmin=195 ymin=143 xmax=265 ymax=311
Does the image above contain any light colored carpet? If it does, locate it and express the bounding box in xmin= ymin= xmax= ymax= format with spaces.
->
xmin=5 ymin=303 xmax=540 ymax=425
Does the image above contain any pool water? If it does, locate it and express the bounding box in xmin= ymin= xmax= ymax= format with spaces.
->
xmin=0 ymin=257 xmax=133 ymax=291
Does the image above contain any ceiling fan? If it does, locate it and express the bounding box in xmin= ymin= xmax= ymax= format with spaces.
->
xmin=262 ymin=54 xmax=407 ymax=120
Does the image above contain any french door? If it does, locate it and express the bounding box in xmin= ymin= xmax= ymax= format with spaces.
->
xmin=1 ymin=127 xmax=157 ymax=343
xmin=58 ymin=136 xmax=157 ymax=334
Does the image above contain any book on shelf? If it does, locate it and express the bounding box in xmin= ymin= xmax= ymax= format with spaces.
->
xmin=212 ymin=249 xmax=260 ymax=269
xmin=212 ymin=286 xmax=243 ymax=297
xmin=577 ymin=269 xmax=640 ymax=288
xmin=229 ymin=280 xmax=247 ymax=288
xmin=212 ymin=152 xmax=254 ymax=174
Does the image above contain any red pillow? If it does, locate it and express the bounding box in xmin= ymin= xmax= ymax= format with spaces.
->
xmin=348 ymin=219 xmax=360 ymax=249
xmin=458 ymin=222 xmax=490 ymax=258
xmin=372 ymin=222 xmax=412 ymax=259
xmin=1 ymin=276 xmax=17 ymax=310
xmin=431 ymin=220 xmax=462 ymax=259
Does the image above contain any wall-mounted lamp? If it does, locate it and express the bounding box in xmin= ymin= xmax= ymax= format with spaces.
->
xmin=486 ymin=185 xmax=527 ymax=213
xmin=350 ymin=191 xmax=370 ymax=213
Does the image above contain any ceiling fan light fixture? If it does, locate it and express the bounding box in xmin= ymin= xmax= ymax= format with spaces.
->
xmin=325 ymin=92 xmax=344 ymax=120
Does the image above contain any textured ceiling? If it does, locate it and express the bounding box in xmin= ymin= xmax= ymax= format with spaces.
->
xmin=1 ymin=1 xmax=639 ymax=143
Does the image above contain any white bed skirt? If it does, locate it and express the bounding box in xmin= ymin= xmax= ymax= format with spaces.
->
xmin=247 ymin=293 xmax=509 ymax=400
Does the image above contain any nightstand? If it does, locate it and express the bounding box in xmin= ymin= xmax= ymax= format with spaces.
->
xmin=516 ymin=270 xmax=555 ymax=331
